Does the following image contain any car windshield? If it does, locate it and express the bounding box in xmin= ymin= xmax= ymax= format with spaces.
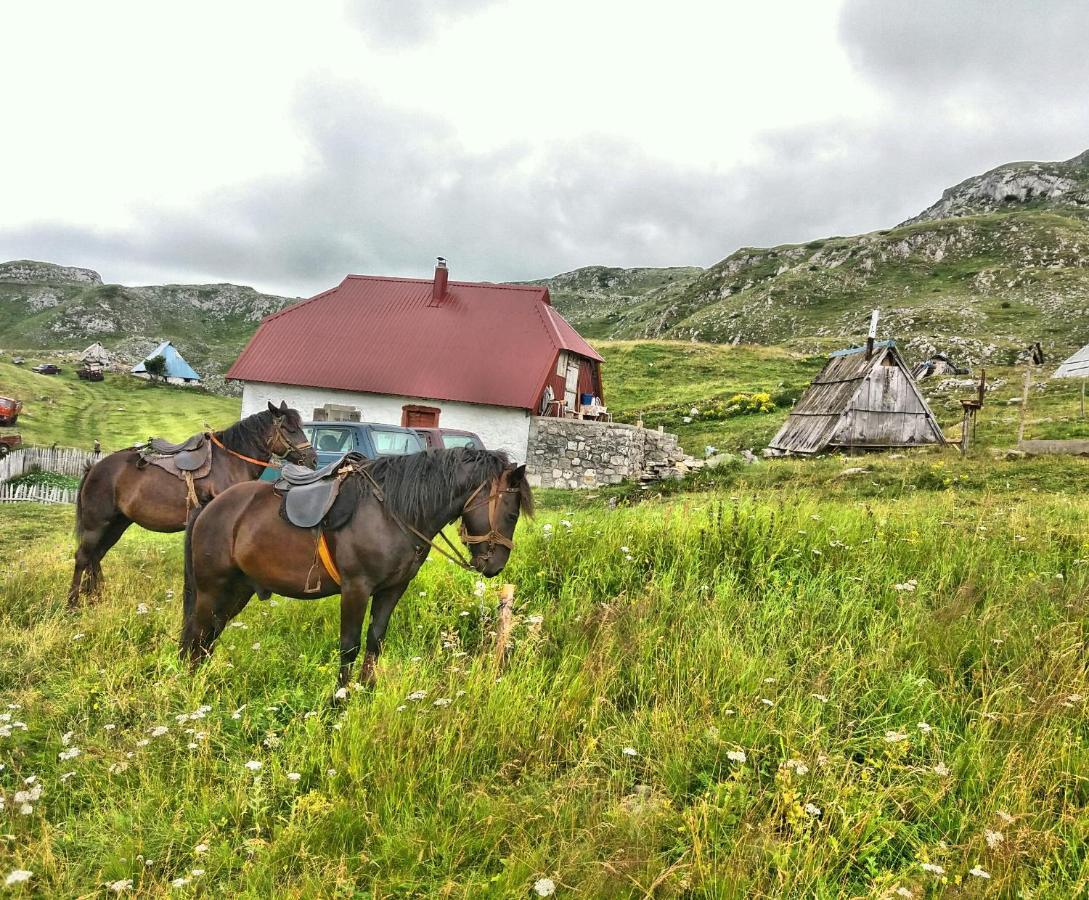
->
xmin=442 ymin=434 xmax=479 ymax=449
xmin=372 ymin=428 xmax=424 ymax=456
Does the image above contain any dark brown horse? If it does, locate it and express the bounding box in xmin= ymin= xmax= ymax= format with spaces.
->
xmin=180 ymin=448 xmax=532 ymax=692
xmin=70 ymin=401 xmax=316 ymax=606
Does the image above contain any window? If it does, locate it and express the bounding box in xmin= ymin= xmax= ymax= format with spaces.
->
xmin=372 ymin=428 xmax=425 ymax=456
xmin=442 ymin=433 xmax=480 ymax=449
xmin=306 ymin=426 xmax=352 ymax=454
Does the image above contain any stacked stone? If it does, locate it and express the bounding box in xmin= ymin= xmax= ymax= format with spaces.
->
xmin=526 ymin=418 xmax=700 ymax=489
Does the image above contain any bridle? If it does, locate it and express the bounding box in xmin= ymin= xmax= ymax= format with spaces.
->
xmin=458 ymin=476 xmax=522 ymax=564
xmin=268 ymin=416 xmax=313 ymax=462
xmin=355 ymin=464 xmax=521 ymax=571
xmin=206 ymin=417 xmax=312 ymax=469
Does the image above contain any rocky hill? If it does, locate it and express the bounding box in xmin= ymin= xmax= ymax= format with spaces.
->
xmin=0 ymin=261 xmax=297 ymax=374
xmin=539 ymin=149 xmax=1089 ymax=366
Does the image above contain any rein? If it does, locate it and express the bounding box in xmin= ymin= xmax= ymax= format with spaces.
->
xmin=354 ymin=464 xmax=517 ymax=572
xmin=207 ymin=418 xmax=312 ymax=469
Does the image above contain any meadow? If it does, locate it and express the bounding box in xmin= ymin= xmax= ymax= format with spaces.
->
xmin=3 ymin=343 xmax=1089 ymax=896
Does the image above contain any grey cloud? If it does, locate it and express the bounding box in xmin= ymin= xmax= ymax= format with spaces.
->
xmin=839 ymin=0 xmax=1089 ymax=99
xmin=344 ymin=0 xmax=501 ymax=46
xmin=1 ymin=74 xmax=1086 ymax=296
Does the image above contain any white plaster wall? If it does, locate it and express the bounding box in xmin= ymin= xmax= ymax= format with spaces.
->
xmin=239 ymin=381 xmax=532 ymax=462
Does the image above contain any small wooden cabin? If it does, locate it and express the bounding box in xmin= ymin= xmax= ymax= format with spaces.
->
xmin=768 ymin=341 xmax=945 ymax=455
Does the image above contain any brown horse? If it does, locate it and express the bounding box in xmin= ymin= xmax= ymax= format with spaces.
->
xmin=70 ymin=401 xmax=316 ymax=606
xmin=180 ymin=448 xmax=532 ymax=692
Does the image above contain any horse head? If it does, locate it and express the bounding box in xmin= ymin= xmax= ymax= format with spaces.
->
xmin=265 ymin=401 xmax=317 ymax=468
xmin=460 ymin=463 xmax=533 ymax=577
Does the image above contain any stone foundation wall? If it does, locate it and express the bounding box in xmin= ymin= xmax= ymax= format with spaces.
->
xmin=525 ymin=417 xmax=694 ymax=489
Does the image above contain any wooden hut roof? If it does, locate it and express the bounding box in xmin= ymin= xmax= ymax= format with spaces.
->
xmin=768 ymin=341 xmax=944 ymax=455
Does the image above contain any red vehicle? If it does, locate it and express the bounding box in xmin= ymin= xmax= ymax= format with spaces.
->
xmin=0 ymin=397 xmax=23 ymax=426
xmin=0 ymin=433 xmax=22 ymax=458
xmin=413 ymin=427 xmax=485 ymax=451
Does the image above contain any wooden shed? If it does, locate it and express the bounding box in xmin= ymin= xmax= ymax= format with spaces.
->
xmin=767 ymin=341 xmax=945 ymax=455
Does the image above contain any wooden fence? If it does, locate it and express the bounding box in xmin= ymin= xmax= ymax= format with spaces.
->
xmin=0 ymin=446 xmax=100 ymax=483
xmin=0 ymin=446 xmax=101 ymax=505
xmin=0 ymin=482 xmax=79 ymax=504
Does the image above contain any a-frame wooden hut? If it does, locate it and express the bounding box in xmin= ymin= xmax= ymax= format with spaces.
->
xmin=767 ymin=340 xmax=945 ymax=455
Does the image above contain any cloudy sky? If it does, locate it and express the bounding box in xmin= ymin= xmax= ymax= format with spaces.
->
xmin=1 ymin=0 xmax=1087 ymax=297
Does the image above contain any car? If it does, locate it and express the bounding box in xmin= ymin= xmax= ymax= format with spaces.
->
xmin=0 ymin=397 xmax=22 ymax=427
xmin=32 ymin=364 xmax=62 ymax=375
xmin=412 ymin=427 xmax=485 ymax=451
xmin=0 ymin=433 xmax=22 ymax=458
xmin=260 ymin=420 xmax=426 ymax=481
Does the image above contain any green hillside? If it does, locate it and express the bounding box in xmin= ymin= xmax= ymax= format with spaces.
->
xmin=0 ymin=261 xmax=296 ymax=376
xmin=0 ymin=357 xmax=239 ymax=450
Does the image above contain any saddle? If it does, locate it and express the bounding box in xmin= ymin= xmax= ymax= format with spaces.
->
xmin=140 ymin=432 xmax=213 ymax=477
xmin=274 ymin=452 xmax=366 ymax=529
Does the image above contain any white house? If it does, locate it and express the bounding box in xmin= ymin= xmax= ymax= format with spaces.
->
xmin=226 ymin=260 xmax=604 ymax=462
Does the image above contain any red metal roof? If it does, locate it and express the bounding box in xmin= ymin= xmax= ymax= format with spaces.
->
xmin=226 ymin=274 xmax=603 ymax=410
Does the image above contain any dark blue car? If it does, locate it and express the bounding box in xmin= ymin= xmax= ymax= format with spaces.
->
xmin=260 ymin=420 xmax=425 ymax=481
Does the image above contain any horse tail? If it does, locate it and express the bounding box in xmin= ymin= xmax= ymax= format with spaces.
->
xmin=182 ymin=504 xmax=204 ymax=620
xmin=73 ymin=461 xmax=93 ymax=540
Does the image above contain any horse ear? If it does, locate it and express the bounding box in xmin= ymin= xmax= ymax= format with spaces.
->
xmin=511 ymin=464 xmax=527 ymax=483
xmin=268 ymin=401 xmax=283 ymax=417
xmin=279 ymin=400 xmax=288 ymax=413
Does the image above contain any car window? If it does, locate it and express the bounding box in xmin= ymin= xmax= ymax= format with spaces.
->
xmin=372 ymin=428 xmax=424 ymax=456
xmin=306 ymin=426 xmax=352 ymax=454
xmin=441 ymin=434 xmax=480 ymax=449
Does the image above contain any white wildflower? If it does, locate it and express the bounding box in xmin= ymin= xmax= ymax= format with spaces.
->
xmin=62 ymin=730 xmax=74 ymax=745
xmin=150 ymin=726 xmax=169 ymax=738
xmin=760 ymin=698 xmax=774 ymax=707
xmin=933 ymin=762 xmax=950 ymax=777
xmin=533 ymin=877 xmax=556 ymax=897
xmin=171 ymin=877 xmax=190 ymax=888
xmin=894 ymin=579 xmax=918 ymax=592
xmin=406 ymin=690 xmax=427 ymax=702
xmin=560 ymin=519 xmax=572 ymax=529
xmin=984 ymin=829 xmax=1004 ymax=849
xmin=58 ymin=747 xmax=80 ymax=761
xmin=803 ymin=802 xmax=821 ymax=817
xmin=103 ymin=723 xmax=117 ymax=731
xmin=920 ymin=862 xmax=945 ymax=875
xmin=396 ymin=705 xmax=407 ymax=712
xmin=811 ymin=693 xmax=829 ymax=702
xmin=784 ymin=759 xmax=809 ymax=776
xmin=193 ymin=844 xmax=208 ymax=854
xmin=621 ymin=747 xmax=638 ymax=757
xmin=620 ymin=545 xmax=630 ymax=553
xmin=969 ymin=867 xmax=991 ymax=879
xmin=5 ymin=870 xmax=33 ymax=886
xmin=334 ymin=687 xmax=348 ymax=700
xmin=726 ymin=750 xmax=747 ymax=764
xmin=997 ymin=810 xmax=1014 ymax=824
xmin=245 ymin=760 xmax=262 ymax=772
xmin=894 ymin=888 xmax=913 ymax=898
xmin=109 ymin=879 xmax=134 ymax=892
xmin=190 ymin=869 xmax=205 ymax=877
xmin=473 ymin=580 xmax=486 ymax=598
xmin=884 ymin=730 xmax=909 ymax=743
xmin=60 ymin=771 xmax=75 ymax=782
xmin=251 ymin=642 xmax=261 ymax=650
xmin=433 ymin=698 xmax=452 ymax=707
xmin=287 ymin=772 xmax=301 ymax=782
xmin=231 ymin=705 xmax=246 ymax=719
xmin=136 ymin=603 xmax=149 ymax=615
xmin=916 ymin=722 xmax=932 ymax=733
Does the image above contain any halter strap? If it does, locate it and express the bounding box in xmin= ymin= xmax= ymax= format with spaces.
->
xmin=207 ymin=431 xmax=278 ymax=468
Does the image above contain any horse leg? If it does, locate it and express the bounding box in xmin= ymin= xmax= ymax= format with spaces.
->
xmin=84 ymin=518 xmax=130 ymax=600
xmin=181 ymin=578 xmax=252 ymax=666
xmin=359 ymin=584 xmax=407 ymax=688
xmin=335 ymin=583 xmax=370 ymax=695
xmin=68 ymin=517 xmax=130 ymax=607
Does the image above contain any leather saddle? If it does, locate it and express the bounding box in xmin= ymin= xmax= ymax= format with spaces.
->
xmin=274 ymin=452 xmax=365 ymax=529
xmin=140 ymin=432 xmax=213 ymax=477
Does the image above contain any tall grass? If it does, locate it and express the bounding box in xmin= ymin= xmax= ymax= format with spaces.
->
xmin=1 ymin=486 xmax=1087 ymax=896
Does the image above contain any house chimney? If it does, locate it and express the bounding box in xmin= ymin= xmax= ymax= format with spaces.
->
xmin=432 ymin=257 xmax=449 ymax=303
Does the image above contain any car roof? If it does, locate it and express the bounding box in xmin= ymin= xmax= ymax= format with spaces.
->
xmin=302 ymin=420 xmax=418 ymax=432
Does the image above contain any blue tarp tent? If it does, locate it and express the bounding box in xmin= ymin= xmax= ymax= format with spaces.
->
xmin=132 ymin=341 xmax=201 ymax=383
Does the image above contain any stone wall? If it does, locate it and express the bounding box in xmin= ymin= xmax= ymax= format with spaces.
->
xmin=525 ymin=417 xmax=695 ymax=489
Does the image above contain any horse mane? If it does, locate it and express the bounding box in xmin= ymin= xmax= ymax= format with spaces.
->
xmin=217 ymin=408 xmax=299 ymax=459
xmin=360 ymin=448 xmax=533 ymax=528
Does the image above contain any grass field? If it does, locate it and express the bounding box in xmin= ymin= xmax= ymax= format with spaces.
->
xmin=3 ymin=343 xmax=1089 ymax=895
xmin=0 ymin=358 xmax=239 ymax=451
xmin=3 ymin=452 xmax=1089 ymax=895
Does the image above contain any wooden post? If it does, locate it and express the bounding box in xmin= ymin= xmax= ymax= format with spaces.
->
xmin=494 ymin=583 xmax=515 ymax=668
xmin=1081 ymin=378 xmax=1086 ymax=420
xmin=1017 ymin=368 xmax=1032 ymax=444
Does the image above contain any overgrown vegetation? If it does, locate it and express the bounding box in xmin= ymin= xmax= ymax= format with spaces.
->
xmin=2 ymin=474 xmax=1088 ymax=895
